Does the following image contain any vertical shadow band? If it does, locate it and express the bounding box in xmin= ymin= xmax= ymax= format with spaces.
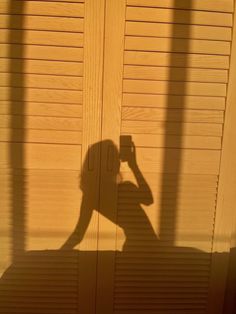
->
xmin=159 ymin=1 xmax=192 ymax=244
xmin=9 ymin=1 xmax=26 ymax=261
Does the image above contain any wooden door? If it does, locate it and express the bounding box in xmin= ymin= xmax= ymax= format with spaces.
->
xmin=95 ymin=1 xmax=236 ymax=314
xmin=0 ymin=1 xmax=105 ymax=313
xmin=1 ymin=1 xmax=236 ymax=314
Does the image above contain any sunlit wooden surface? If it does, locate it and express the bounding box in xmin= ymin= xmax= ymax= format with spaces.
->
xmin=0 ymin=0 xmax=236 ymax=313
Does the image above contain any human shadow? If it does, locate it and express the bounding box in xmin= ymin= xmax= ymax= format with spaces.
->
xmin=61 ymin=138 xmax=158 ymax=252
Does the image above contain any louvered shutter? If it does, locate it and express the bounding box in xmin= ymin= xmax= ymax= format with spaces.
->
xmin=0 ymin=1 xmax=105 ymax=313
xmin=96 ymin=1 xmax=234 ymax=313
xmin=1 ymin=1 xmax=236 ymax=313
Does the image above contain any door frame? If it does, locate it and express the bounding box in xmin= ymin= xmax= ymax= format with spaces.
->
xmin=207 ymin=3 xmax=236 ymax=313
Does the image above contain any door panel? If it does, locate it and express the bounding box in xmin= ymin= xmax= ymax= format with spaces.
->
xmin=97 ymin=0 xmax=234 ymax=313
xmin=0 ymin=1 xmax=104 ymax=313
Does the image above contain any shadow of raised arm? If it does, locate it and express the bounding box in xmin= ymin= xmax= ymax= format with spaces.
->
xmin=127 ymin=141 xmax=153 ymax=206
xmin=61 ymin=196 xmax=93 ymax=250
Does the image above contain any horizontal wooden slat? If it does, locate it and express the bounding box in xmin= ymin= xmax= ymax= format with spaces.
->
xmin=122 ymin=107 xmax=224 ymax=123
xmin=126 ymin=7 xmax=233 ymax=27
xmin=123 ymin=94 xmax=226 ymax=110
xmin=0 ymin=168 xmax=80 ymax=179
xmin=114 ymin=246 xmax=211 ymax=255
xmin=1 ymin=293 xmax=78 ymax=304
xmin=0 ymin=115 xmax=82 ymax=131
xmin=0 ymin=59 xmax=83 ymax=76
xmin=118 ymin=197 xmax=216 ymax=210
xmin=114 ymin=303 xmax=207 ymax=310
xmin=116 ymin=260 xmax=210 ymax=269
xmin=125 ymin=21 xmax=232 ymax=41
xmin=0 ymin=87 xmax=83 ymax=103
xmin=1 ymin=206 xmax=81 ymax=218
xmin=118 ymin=201 xmax=216 ymax=214
xmin=40 ymin=0 xmax=84 ymax=2
xmin=127 ymin=0 xmax=234 ymax=12
xmin=115 ymin=281 xmax=209 ymax=288
xmin=116 ymin=293 xmax=207 ymax=306
xmin=123 ymin=80 xmax=227 ymax=97
xmin=115 ymin=288 xmax=209 ymax=297
xmin=0 ymin=303 xmax=77 ymax=310
xmin=116 ymin=274 xmax=207 ymax=284
xmin=125 ymin=36 xmax=231 ymax=55
xmin=119 ymin=187 xmax=217 ymax=197
xmin=114 ymin=305 xmax=206 ymax=311
xmin=115 ymin=251 xmax=211 ymax=260
xmin=114 ymin=279 xmax=209 ymax=286
xmin=0 ymin=279 xmax=78 ymax=288
xmin=115 ymin=309 xmax=205 ymax=313
xmin=1 ymin=298 xmax=77 ymax=307
xmin=123 ymin=65 xmax=228 ymax=83
xmin=124 ymin=51 xmax=230 ymax=69
xmin=0 ymin=143 xmax=82 ymax=169
xmin=0 ymin=73 xmax=83 ymax=90
xmin=123 ymin=133 xmax=221 ymax=149
xmin=120 ymin=173 xmax=218 ymax=189
xmin=0 ymin=30 xmax=84 ymax=47
xmin=0 ymin=44 xmax=83 ymax=62
xmin=0 ymin=273 xmax=77 ymax=282
xmin=115 ymin=274 xmax=209 ymax=283
xmin=0 ymin=129 xmax=82 ymax=144
xmin=0 ymin=102 xmax=83 ymax=117
xmin=115 ymin=293 xmax=208 ymax=300
xmin=120 ymin=147 xmax=220 ymax=174
xmin=122 ymin=120 xmax=223 ymax=136
xmin=0 ymin=307 xmax=77 ymax=314
xmin=0 ymin=1 xmax=84 ymax=17
xmin=1 ymin=202 xmax=81 ymax=217
xmin=115 ymin=287 xmax=209 ymax=295
xmin=0 ymin=269 xmax=77 ymax=280
xmin=0 ymin=15 xmax=84 ymax=32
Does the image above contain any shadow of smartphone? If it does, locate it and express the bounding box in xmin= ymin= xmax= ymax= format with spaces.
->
xmin=120 ymin=135 xmax=132 ymax=162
